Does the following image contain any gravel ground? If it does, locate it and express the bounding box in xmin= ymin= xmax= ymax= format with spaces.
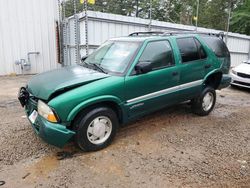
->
xmin=0 ymin=75 xmax=249 ymax=188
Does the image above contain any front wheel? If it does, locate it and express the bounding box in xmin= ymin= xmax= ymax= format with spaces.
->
xmin=73 ymin=107 xmax=118 ymax=151
xmin=191 ymin=86 xmax=216 ymax=116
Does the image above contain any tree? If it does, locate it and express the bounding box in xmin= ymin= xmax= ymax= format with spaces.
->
xmin=198 ymin=0 xmax=229 ymax=30
xmin=230 ymin=0 xmax=250 ymax=35
xmin=62 ymin=0 xmax=248 ymax=35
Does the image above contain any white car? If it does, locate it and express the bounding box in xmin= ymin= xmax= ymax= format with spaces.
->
xmin=231 ymin=59 xmax=250 ymax=88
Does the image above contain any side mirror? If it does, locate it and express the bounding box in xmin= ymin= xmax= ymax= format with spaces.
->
xmin=81 ymin=55 xmax=88 ymax=61
xmin=135 ymin=61 xmax=152 ymax=74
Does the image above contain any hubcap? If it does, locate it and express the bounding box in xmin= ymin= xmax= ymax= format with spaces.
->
xmin=87 ymin=116 xmax=112 ymax=145
xmin=202 ymin=92 xmax=214 ymax=111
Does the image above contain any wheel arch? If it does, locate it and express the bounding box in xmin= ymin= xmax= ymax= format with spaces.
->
xmin=67 ymin=95 xmax=124 ymax=125
xmin=203 ymin=70 xmax=223 ymax=90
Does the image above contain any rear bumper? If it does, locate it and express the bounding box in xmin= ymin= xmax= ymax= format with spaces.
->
xmin=230 ymin=73 xmax=250 ymax=88
xmin=218 ymin=74 xmax=231 ymax=89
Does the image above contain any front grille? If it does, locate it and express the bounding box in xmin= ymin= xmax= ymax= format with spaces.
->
xmin=233 ymin=80 xmax=250 ymax=87
xmin=26 ymin=98 xmax=38 ymax=115
xmin=33 ymin=122 xmax=40 ymax=131
xmin=237 ymin=72 xmax=250 ymax=79
xmin=26 ymin=98 xmax=40 ymax=131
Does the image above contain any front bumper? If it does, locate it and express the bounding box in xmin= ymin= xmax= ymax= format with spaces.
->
xmin=30 ymin=115 xmax=75 ymax=148
xmin=218 ymin=74 xmax=232 ymax=89
xmin=18 ymin=87 xmax=75 ymax=148
xmin=230 ymin=73 xmax=250 ymax=88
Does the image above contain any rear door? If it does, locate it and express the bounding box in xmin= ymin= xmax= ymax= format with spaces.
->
xmin=124 ymin=39 xmax=180 ymax=119
xmin=176 ymin=37 xmax=207 ymax=100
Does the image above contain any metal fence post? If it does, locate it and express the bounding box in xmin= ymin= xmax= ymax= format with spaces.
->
xmin=195 ymin=0 xmax=199 ymax=31
xmin=148 ymin=0 xmax=152 ymax=31
xmin=248 ymin=40 xmax=250 ymax=59
xmin=225 ymin=0 xmax=232 ymax=45
xmin=62 ymin=0 xmax=68 ymax=66
xmin=73 ymin=0 xmax=80 ymax=64
xmin=84 ymin=0 xmax=89 ymax=56
xmin=57 ymin=0 xmax=63 ymax=65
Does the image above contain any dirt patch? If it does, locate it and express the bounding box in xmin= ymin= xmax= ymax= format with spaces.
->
xmin=0 ymin=75 xmax=249 ymax=187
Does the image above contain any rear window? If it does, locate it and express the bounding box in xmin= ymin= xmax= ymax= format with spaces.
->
xmin=201 ymin=36 xmax=230 ymax=57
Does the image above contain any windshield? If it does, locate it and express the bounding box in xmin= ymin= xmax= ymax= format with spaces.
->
xmin=83 ymin=40 xmax=140 ymax=74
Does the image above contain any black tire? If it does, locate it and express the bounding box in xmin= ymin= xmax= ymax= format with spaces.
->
xmin=73 ymin=107 xmax=118 ymax=151
xmin=191 ymin=86 xmax=216 ymax=116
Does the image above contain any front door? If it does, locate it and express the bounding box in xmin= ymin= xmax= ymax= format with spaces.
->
xmin=124 ymin=40 xmax=180 ymax=119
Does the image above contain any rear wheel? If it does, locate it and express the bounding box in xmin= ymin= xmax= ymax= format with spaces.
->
xmin=73 ymin=107 xmax=118 ymax=151
xmin=191 ymin=86 xmax=216 ymax=116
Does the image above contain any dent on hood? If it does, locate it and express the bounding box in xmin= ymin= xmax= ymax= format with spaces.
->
xmin=48 ymin=77 xmax=106 ymax=101
xmin=26 ymin=65 xmax=110 ymax=101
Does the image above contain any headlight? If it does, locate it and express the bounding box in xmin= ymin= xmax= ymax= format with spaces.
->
xmin=38 ymin=100 xmax=58 ymax=123
xmin=231 ymin=69 xmax=237 ymax=75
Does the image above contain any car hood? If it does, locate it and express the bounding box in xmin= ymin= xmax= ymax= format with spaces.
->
xmin=27 ymin=65 xmax=110 ymax=100
xmin=234 ymin=63 xmax=250 ymax=74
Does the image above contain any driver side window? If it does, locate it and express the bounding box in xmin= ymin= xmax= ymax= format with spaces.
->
xmin=139 ymin=40 xmax=174 ymax=70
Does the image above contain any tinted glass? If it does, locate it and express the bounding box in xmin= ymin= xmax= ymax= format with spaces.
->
xmin=195 ymin=38 xmax=207 ymax=59
xmin=177 ymin=38 xmax=199 ymax=63
xmin=201 ymin=36 xmax=230 ymax=57
xmin=139 ymin=40 xmax=174 ymax=70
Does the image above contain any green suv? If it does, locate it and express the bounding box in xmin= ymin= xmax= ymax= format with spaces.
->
xmin=18 ymin=31 xmax=231 ymax=151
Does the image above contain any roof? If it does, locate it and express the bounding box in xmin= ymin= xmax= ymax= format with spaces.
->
xmin=109 ymin=31 xmax=224 ymax=42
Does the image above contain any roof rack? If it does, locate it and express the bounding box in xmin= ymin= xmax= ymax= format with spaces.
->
xmin=128 ymin=31 xmax=164 ymax=36
xmin=128 ymin=31 xmax=224 ymax=39
xmin=162 ymin=31 xmax=224 ymax=39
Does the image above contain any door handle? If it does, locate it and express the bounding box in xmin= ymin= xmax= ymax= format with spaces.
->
xmin=205 ymin=64 xmax=211 ymax=69
xmin=172 ymin=71 xmax=178 ymax=76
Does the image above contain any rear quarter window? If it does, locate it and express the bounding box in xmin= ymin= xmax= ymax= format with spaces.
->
xmin=201 ymin=36 xmax=230 ymax=57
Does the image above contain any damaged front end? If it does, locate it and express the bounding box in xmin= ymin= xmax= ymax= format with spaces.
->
xmin=18 ymin=87 xmax=30 ymax=107
xmin=18 ymin=87 xmax=75 ymax=148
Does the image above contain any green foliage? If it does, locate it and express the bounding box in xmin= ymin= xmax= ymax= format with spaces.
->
xmin=63 ymin=0 xmax=248 ymax=35
xmin=230 ymin=0 xmax=250 ymax=35
xmin=198 ymin=0 xmax=228 ymax=30
xmin=64 ymin=0 xmax=82 ymax=17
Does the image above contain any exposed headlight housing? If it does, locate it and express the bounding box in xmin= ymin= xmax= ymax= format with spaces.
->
xmin=231 ymin=69 xmax=237 ymax=75
xmin=38 ymin=100 xmax=58 ymax=123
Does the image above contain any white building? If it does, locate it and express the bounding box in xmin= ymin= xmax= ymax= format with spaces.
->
xmin=0 ymin=0 xmax=60 ymax=75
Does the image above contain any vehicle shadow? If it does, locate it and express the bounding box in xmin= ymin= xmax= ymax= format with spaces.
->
xmin=229 ymin=85 xmax=250 ymax=93
xmin=119 ymin=102 xmax=193 ymax=131
xmin=58 ymin=102 xmax=194 ymax=158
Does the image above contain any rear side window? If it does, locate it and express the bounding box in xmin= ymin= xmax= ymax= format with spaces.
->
xmin=139 ymin=40 xmax=174 ymax=70
xmin=201 ymin=36 xmax=230 ymax=57
xmin=176 ymin=37 xmax=200 ymax=63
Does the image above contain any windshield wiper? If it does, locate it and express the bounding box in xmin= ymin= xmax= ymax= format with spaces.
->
xmin=92 ymin=63 xmax=107 ymax=74
xmin=81 ymin=61 xmax=91 ymax=68
xmin=81 ymin=61 xmax=107 ymax=74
